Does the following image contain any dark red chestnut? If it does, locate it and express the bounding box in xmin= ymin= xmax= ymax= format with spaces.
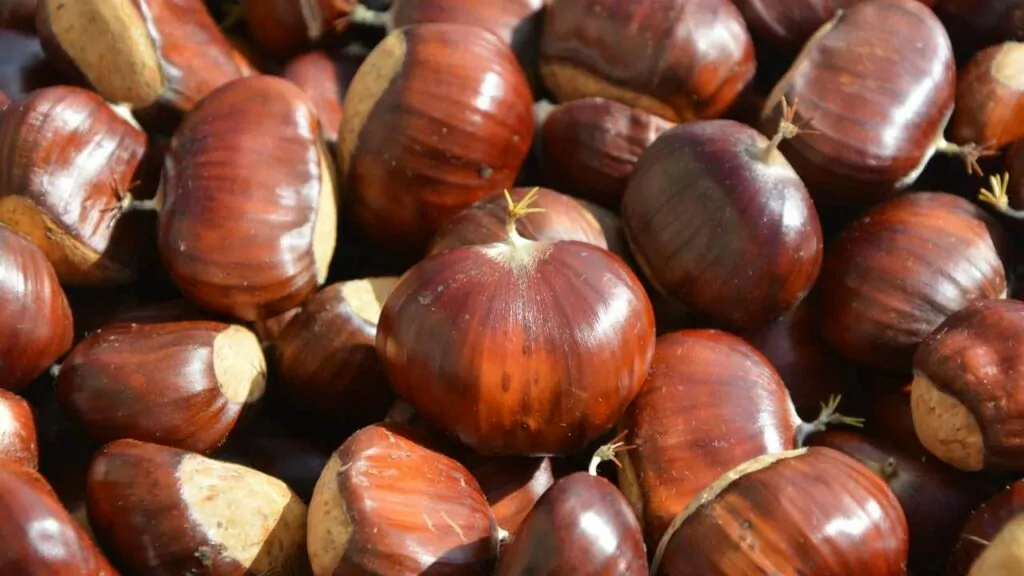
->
xmin=159 ymin=75 xmax=337 ymax=322
xmin=0 ymin=0 xmax=36 ymax=32
xmin=622 ymin=110 xmax=823 ymax=331
xmin=377 ymin=190 xmax=655 ymax=455
xmin=242 ymin=0 xmax=358 ymax=58
xmin=56 ymin=319 xmax=266 ymax=453
xmin=0 ymin=389 xmax=36 ymax=469
xmin=339 ymin=23 xmax=533 ymax=257
xmin=538 ymin=97 xmax=675 ymax=209
xmin=950 ymin=42 xmax=1024 ymax=152
xmin=948 ymin=480 xmax=1024 ymax=574
xmin=0 ymin=223 xmax=73 ymax=391
xmin=87 ymin=438 xmax=310 ymax=575
xmin=307 ymin=422 xmax=499 ymax=575
xmin=540 ymin=0 xmax=755 ymax=122
xmin=651 ymin=447 xmax=909 ymax=575
xmin=818 ymin=192 xmax=1008 ymax=370
xmin=281 ymin=49 xmax=361 ymax=147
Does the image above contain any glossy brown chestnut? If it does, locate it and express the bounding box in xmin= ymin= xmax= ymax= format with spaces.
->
xmin=339 ymin=23 xmax=533 ymax=257
xmin=307 ymin=422 xmax=499 ymax=575
xmin=0 ymin=224 xmax=73 ymax=390
xmin=864 ymin=376 xmax=928 ymax=455
xmin=0 ymin=389 xmax=36 ymax=469
xmin=282 ymin=50 xmax=361 ymax=147
xmin=818 ymin=192 xmax=1008 ymax=370
xmin=950 ymin=42 xmax=1024 ymax=152
xmin=461 ymin=455 xmax=554 ymax=535
xmin=541 ymin=0 xmax=754 ymax=122
xmin=0 ymin=465 xmax=118 ymax=574
xmin=652 ymin=447 xmax=908 ymax=575
xmin=948 ymin=480 xmax=1024 ymax=574
xmin=936 ymin=0 xmax=1024 ymax=54
xmin=56 ymin=319 xmax=266 ymax=453
xmin=242 ymin=0 xmax=357 ymax=58
xmin=622 ymin=117 xmax=823 ymax=331
xmin=428 ymin=187 xmax=609 ymax=255
xmin=761 ymin=0 xmax=964 ymax=205
xmin=0 ymin=85 xmax=152 ymax=285
xmin=538 ymin=97 xmax=675 ymax=209
xmin=88 ymin=439 xmax=310 ymax=575
xmin=37 ymin=0 xmax=253 ymax=111
xmin=273 ymin=277 xmax=397 ymax=430
xmin=160 ymin=75 xmax=337 ymax=322
xmin=0 ymin=0 xmax=36 ymax=32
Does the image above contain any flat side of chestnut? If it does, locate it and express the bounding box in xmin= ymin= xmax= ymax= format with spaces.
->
xmin=0 ymin=389 xmax=38 ymax=469
xmin=950 ymin=42 xmax=1024 ymax=151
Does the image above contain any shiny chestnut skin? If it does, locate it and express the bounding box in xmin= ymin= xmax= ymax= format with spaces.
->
xmin=539 ymin=98 xmax=675 ymax=209
xmin=282 ymin=50 xmax=361 ymax=147
xmin=818 ymin=192 xmax=1008 ymax=370
xmin=0 ymin=389 xmax=36 ymax=469
xmin=936 ymin=0 xmax=1024 ymax=54
xmin=950 ymin=42 xmax=1024 ymax=152
xmin=307 ymin=422 xmax=499 ymax=575
xmin=948 ymin=480 xmax=1024 ymax=574
xmin=242 ymin=0 xmax=357 ymax=58
xmin=37 ymin=0 xmax=253 ymax=111
xmin=495 ymin=471 xmax=648 ymax=575
xmin=762 ymin=0 xmax=957 ymax=205
xmin=160 ymin=75 xmax=337 ymax=322
xmin=0 ymin=0 xmax=36 ymax=32
xmin=462 ymin=455 xmax=553 ymax=535
xmin=0 ymin=224 xmax=73 ymax=391
xmin=653 ymin=447 xmax=909 ymax=575
xmin=0 ymin=465 xmax=118 ymax=574
xmin=541 ymin=0 xmax=755 ymax=122
xmin=87 ymin=439 xmax=310 ymax=576
xmin=339 ymin=23 xmax=533 ymax=257
xmin=622 ymin=119 xmax=823 ymax=331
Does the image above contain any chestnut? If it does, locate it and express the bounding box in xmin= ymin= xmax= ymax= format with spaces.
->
xmin=950 ymin=42 xmax=1024 ymax=153
xmin=966 ymin=513 xmax=1024 ymax=575
xmin=56 ymin=319 xmax=266 ymax=454
xmin=0 ymin=223 xmax=73 ymax=391
xmin=0 ymin=389 xmax=36 ymax=470
xmin=273 ymin=277 xmax=398 ymax=431
xmin=281 ymin=49 xmax=361 ymax=148
xmin=540 ymin=0 xmax=755 ymax=122
xmin=339 ymin=23 xmax=533 ymax=257
xmin=621 ymin=109 xmax=823 ymax=331
xmin=462 ymin=455 xmax=554 ymax=537
xmin=242 ymin=0 xmax=358 ymax=58
xmin=0 ymin=0 xmax=35 ymax=32
xmin=948 ymin=480 xmax=1024 ymax=574
xmin=37 ymin=0 xmax=253 ymax=111
xmin=87 ymin=438 xmax=310 ymax=575
xmin=307 ymin=422 xmax=499 ymax=575
xmin=377 ymin=190 xmax=655 ymax=455
xmin=818 ymin=192 xmax=1008 ymax=370
xmin=0 ymin=464 xmax=117 ymax=574
xmin=651 ymin=447 xmax=909 ymax=575
xmin=159 ymin=75 xmax=337 ymax=322
xmin=538 ymin=97 xmax=675 ymax=209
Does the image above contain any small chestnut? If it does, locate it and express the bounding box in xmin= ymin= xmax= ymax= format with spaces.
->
xmin=950 ymin=42 xmax=1024 ymax=152
xmin=0 ymin=389 xmax=36 ymax=470
xmin=966 ymin=513 xmax=1024 ymax=575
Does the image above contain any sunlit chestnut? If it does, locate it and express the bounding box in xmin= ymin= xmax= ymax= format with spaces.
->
xmin=651 ymin=447 xmax=909 ymax=575
xmin=948 ymin=480 xmax=1024 ymax=574
xmin=0 ymin=224 xmax=72 ymax=390
xmin=0 ymin=29 xmax=61 ymax=100
xmin=56 ymin=319 xmax=266 ymax=453
xmin=619 ymin=329 xmax=863 ymax=547
xmin=622 ymin=108 xmax=823 ymax=331
xmin=0 ymin=0 xmax=36 ymax=32
xmin=377 ymin=189 xmax=655 ymax=455
xmin=159 ymin=75 xmax=337 ymax=322
xmin=308 ymin=422 xmax=499 ymax=575
xmin=87 ymin=438 xmax=310 ymax=575
xmin=818 ymin=192 xmax=1008 ymax=370
xmin=950 ymin=42 xmax=1024 ymax=153
xmin=541 ymin=0 xmax=754 ymax=122
xmin=538 ymin=97 xmax=675 ymax=209
xmin=936 ymin=0 xmax=1024 ymax=55
xmin=37 ymin=0 xmax=254 ymax=111
xmin=0 ymin=389 xmax=36 ymax=469
xmin=339 ymin=23 xmax=533 ymax=257
xmin=242 ymin=0 xmax=358 ymax=58
xmin=461 ymin=454 xmax=553 ymax=535
xmin=282 ymin=49 xmax=361 ymax=148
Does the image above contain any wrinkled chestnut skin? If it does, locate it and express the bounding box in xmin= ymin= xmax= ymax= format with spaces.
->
xmin=539 ymin=98 xmax=674 ymax=209
xmin=281 ymin=50 xmax=360 ymax=147
xmin=495 ymin=472 xmax=648 ymax=575
xmin=818 ymin=192 xmax=1008 ymax=370
xmin=655 ymin=447 xmax=909 ymax=576
xmin=461 ymin=455 xmax=553 ymax=535
xmin=242 ymin=0 xmax=357 ymax=58
xmin=950 ymin=42 xmax=1024 ymax=152
xmin=762 ymin=0 xmax=955 ymax=205
xmin=936 ymin=0 xmax=1024 ymax=55
xmin=0 ymin=224 xmax=73 ymax=390
xmin=620 ymin=329 xmax=800 ymax=547
xmin=0 ymin=389 xmax=36 ymax=469
xmin=622 ymin=119 xmax=823 ymax=331
xmin=948 ymin=480 xmax=1024 ymax=574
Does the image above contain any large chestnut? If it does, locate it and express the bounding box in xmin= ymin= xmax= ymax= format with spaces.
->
xmin=87 ymin=438 xmax=310 ymax=575
xmin=948 ymin=480 xmax=1024 ymax=574
xmin=56 ymin=319 xmax=266 ymax=453
xmin=950 ymin=42 xmax=1024 ymax=152
xmin=540 ymin=0 xmax=755 ymax=122
xmin=0 ymin=389 xmax=36 ymax=470
xmin=651 ymin=447 xmax=909 ymax=575
xmin=818 ymin=192 xmax=1008 ymax=370
xmin=0 ymin=223 xmax=73 ymax=391
xmin=159 ymin=75 xmax=337 ymax=322
xmin=307 ymin=422 xmax=499 ymax=575
xmin=339 ymin=23 xmax=533 ymax=257
xmin=377 ymin=190 xmax=655 ymax=455
xmin=281 ymin=50 xmax=361 ymax=148
xmin=622 ymin=112 xmax=823 ymax=331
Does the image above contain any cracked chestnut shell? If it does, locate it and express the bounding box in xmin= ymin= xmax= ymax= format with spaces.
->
xmin=950 ymin=41 xmax=1024 ymax=152
xmin=0 ymin=389 xmax=36 ymax=470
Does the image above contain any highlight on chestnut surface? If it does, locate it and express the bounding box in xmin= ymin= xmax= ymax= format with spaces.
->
xmin=0 ymin=388 xmax=37 ymax=470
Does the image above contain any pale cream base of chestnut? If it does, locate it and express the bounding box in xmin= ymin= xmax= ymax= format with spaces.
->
xmin=994 ymin=44 xmax=1024 ymax=89
xmin=910 ymin=373 xmax=985 ymax=471
xmin=968 ymin=513 xmax=1024 ymax=575
xmin=44 ymin=0 xmax=166 ymax=107
xmin=212 ymin=326 xmax=268 ymax=404
xmin=342 ymin=277 xmax=399 ymax=324
xmin=0 ymin=196 xmax=135 ymax=285
xmin=539 ymin=61 xmax=681 ymax=123
xmin=178 ymin=454 xmax=308 ymax=573
xmin=307 ymin=454 xmax=354 ymax=576
xmin=313 ymin=147 xmax=339 ymax=285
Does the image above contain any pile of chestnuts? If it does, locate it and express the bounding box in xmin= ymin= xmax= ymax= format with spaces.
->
xmin=1 ymin=0 xmax=1024 ymax=574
